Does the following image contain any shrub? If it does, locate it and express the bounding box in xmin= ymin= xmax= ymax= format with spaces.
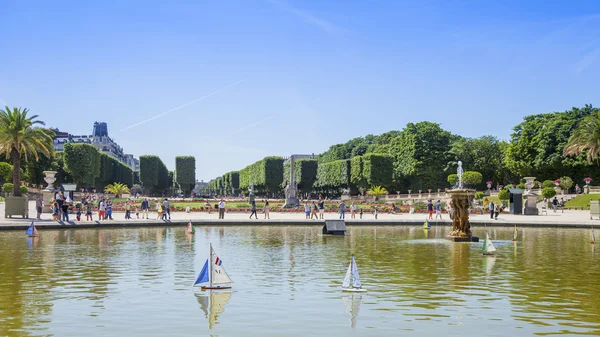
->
xmin=542 ymin=187 xmax=557 ymax=199
xmin=498 ymin=189 xmax=510 ymax=200
xmin=447 ymin=174 xmax=458 ymax=186
xmin=413 ymin=201 xmax=427 ymax=210
xmin=516 ymin=183 xmax=526 ymax=189
xmin=559 ymin=176 xmax=573 ymax=191
xmin=542 ymin=180 xmax=554 ymax=188
xmin=2 ymin=183 xmax=14 ymax=193
xmin=474 ymin=191 xmax=484 ymax=200
xmin=462 ymin=171 xmax=483 ymax=186
xmin=19 ymin=185 xmax=28 ymax=194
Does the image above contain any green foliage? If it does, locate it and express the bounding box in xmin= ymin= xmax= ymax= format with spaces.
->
xmin=239 ymin=156 xmax=284 ymax=194
xmin=542 ymin=180 xmax=555 ymax=188
xmin=95 ymin=153 xmax=134 ymax=190
xmin=19 ymin=185 xmax=28 ymax=194
xmin=565 ymin=194 xmax=598 ymax=210
xmin=175 ymin=156 xmax=196 ymax=195
xmin=0 ymin=162 xmax=12 ymax=184
xmin=474 ymin=191 xmax=484 ymax=200
xmin=563 ymin=110 xmax=600 ymax=163
xmin=516 ymin=183 xmax=526 ymax=189
xmin=2 ymin=183 xmax=13 ymax=193
xmin=462 ymin=171 xmax=483 ymax=186
xmin=64 ymin=143 xmax=101 ymax=188
xmin=559 ymin=176 xmax=573 ymax=191
xmin=505 ymin=104 xmax=599 ymax=180
xmin=139 ymin=155 xmax=169 ymax=195
xmin=223 ymin=171 xmax=240 ymax=194
xmin=350 ymin=156 xmax=365 ymax=189
xmin=447 ymin=174 xmax=458 ymax=186
xmin=367 ymin=185 xmax=388 ymax=200
xmin=133 ymin=171 xmax=140 ymax=185
xmin=104 ymin=182 xmax=130 ymax=198
xmin=315 ymin=159 xmax=351 ymax=191
xmin=282 ymin=159 xmax=318 ymax=195
xmin=498 ymin=189 xmax=510 ymax=200
xmin=0 ymin=107 xmax=54 ymax=196
xmin=542 ymin=187 xmax=557 ymax=199
xmin=362 ymin=153 xmax=394 ymax=188
xmin=23 ymin=152 xmax=53 ymax=186
xmin=446 ymin=136 xmax=513 ymax=186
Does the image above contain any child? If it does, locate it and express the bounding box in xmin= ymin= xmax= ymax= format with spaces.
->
xmin=374 ymin=206 xmax=379 ymax=219
xmin=76 ymin=208 xmax=82 ymax=221
xmin=359 ymin=207 xmax=363 ymax=219
xmin=135 ymin=207 xmax=140 ymax=219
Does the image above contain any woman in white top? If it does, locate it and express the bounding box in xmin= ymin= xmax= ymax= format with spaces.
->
xmin=263 ymin=200 xmax=270 ymax=219
xmin=350 ymin=203 xmax=357 ymax=219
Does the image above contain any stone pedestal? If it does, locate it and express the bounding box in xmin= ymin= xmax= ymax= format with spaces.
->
xmin=524 ymin=194 xmax=539 ymax=215
xmin=445 ymin=189 xmax=477 ymax=242
xmin=42 ymin=171 xmax=58 ymax=213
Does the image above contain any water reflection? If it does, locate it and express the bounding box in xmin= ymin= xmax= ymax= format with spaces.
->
xmin=196 ymin=291 xmax=232 ymax=330
xmin=1 ymin=226 xmax=600 ymax=336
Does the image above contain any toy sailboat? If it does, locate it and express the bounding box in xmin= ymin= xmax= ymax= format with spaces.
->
xmin=422 ymin=219 xmax=430 ymax=229
xmin=342 ymin=255 xmax=367 ymax=292
xmin=186 ymin=220 xmax=195 ymax=234
xmin=482 ymin=233 xmax=497 ymax=255
xmin=25 ymin=222 xmax=38 ymax=237
xmin=591 ymin=227 xmax=596 ymax=244
xmin=512 ymin=225 xmax=518 ymax=242
xmin=194 ymin=244 xmax=233 ymax=290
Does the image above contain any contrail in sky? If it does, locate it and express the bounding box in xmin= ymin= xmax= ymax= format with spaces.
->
xmin=227 ymin=116 xmax=275 ymax=135
xmin=120 ymin=79 xmax=245 ymax=131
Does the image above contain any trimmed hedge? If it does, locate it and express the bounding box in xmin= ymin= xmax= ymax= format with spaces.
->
xmin=223 ymin=171 xmax=240 ymax=194
xmin=95 ymin=153 xmax=133 ymax=190
xmin=239 ymin=156 xmax=284 ymax=195
xmin=362 ymin=153 xmax=393 ymax=188
xmin=315 ymin=159 xmax=351 ymax=190
xmin=140 ymin=155 xmax=169 ymax=195
xmin=282 ymin=159 xmax=318 ymax=194
xmin=64 ymin=143 xmax=101 ymax=188
xmin=175 ymin=156 xmax=196 ymax=195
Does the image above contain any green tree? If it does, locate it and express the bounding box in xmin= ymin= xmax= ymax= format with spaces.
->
xmin=559 ymin=176 xmax=573 ymax=192
xmin=563 ymin=110 xmax=600 ymax=163
xmin=446 ymin=136 xmax=510 ymax=186
xmin=498 ymin=189 xmax=510 ymax=201
xmin=542 ymin=187 xmax=557 ymax=199
xmin=64 ymin=143 xmax=101 ymax=188
xmin=0 ymin=162 xmax=12 ymax=185
xmin=447 ymin=174 xmax=458 ymax=186
xmin=0 ymin=107 xmax=54 ymax=196
xmin=175 ymin=156 xmax=196 ymax=195
xmin=542 ymin=180 xmax=555 ymax=188
xmin=462 ymin=171 xmax=483 ymax=186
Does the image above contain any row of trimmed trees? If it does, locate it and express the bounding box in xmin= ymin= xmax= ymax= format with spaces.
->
xmin=205 ymin=153 xmax=396 ymax=197
xmin=138 ymin=155 xmax=196 ymax=196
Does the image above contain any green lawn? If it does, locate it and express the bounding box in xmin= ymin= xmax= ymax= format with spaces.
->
xmin=565 ymin=194 xmax=600 ymax=210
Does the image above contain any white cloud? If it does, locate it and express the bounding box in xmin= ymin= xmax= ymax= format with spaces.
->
xmin=268 ymin=0 xmax=342 ymax=34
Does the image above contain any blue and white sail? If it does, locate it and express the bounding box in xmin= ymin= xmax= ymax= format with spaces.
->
xmin=194 ymin=245 xmax=233 ymax=288
xmin=342 ymin=256 xmax=366 ymax=292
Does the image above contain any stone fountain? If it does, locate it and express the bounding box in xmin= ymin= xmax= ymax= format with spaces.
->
xmin=446 ymin=161 xmax=479 ymax=242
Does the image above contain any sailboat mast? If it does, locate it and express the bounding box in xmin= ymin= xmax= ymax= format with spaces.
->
xmin=209 ymin=243 xmax=213 ymax=288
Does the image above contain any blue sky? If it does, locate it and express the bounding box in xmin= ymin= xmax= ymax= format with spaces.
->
xmin=1 ymin=0 xmax=599 ymax=180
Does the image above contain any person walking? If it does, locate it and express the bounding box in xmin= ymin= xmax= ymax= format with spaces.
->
xmin=249 ymin=200 xmax=258 ymax=219
xmin=339 ymin=201 xmax=346 ymax=220
xmin=141 ymin=198 xmax=149 ymax=219
xmin=218 ymin=199 xmax=226 ymax=219
xmin=263 ymin=200 xmax=270 ymax=219
xmin=552 ymin=197 xmax=558 ymax=212
xmin=435 ymin=200 xmax=442 ymax=219
xmin=156 ymin=201 xmax=162 ymax=220
xmin=36 ymin=195 xmax=43 ymax=220
xmin=106 ymin=200 xmax=113 ymax=220
xmin=311 ymin=201 xmax=319 ymax=219
xmin=85 ymin=201 xmax=93 ymax=221
xmin=163 ymin=198 xmax=171 ymax=220
xmin=494 ymin=204 xmax=500 ymax=220
xmin=61 ymin=202 xmax=69 ymax=222
xmin=98 ymin=199 xmax=106 ymax=221
xmin=489 ymin=200 xmax=495 ymax=219
xmin=427 ymin=200 xmax=434 ymax=219
xmin=359 ymin=207 xmax=363 ymax=219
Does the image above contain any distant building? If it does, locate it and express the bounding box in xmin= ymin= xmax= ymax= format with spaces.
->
xmin=51 ymin=122 xmax=139 ymax=171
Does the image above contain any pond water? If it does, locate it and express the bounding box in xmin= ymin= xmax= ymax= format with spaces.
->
xmin=1 ymin=225 xmax=599 ymax=337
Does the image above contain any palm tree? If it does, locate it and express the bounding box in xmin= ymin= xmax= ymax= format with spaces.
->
xmin=367 ymin=185 xmax=388 ymax=200
xmin=564 ymin=111 xmax=600 ymax=163
xmin=104 ymin=183 xmax=130 ymax=198
xmin=0 ymin=107 xmax=54 ymax=196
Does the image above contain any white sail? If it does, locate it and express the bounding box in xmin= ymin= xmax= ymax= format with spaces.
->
xmin=342 ymin=263 xmax=352 ymax=288
xmin=485 ymin=233 xmax=497 ymax=253
xmin=351 ymin=256 xmax=362 ymax=288
xmin=211 ymin=247 xmax=233 ymax=285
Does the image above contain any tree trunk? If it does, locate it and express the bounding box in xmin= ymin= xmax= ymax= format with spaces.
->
xmin=11 ymin=148 xmax=21 ymax=196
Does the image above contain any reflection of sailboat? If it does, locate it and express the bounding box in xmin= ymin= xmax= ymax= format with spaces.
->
xmin=591 ymin=227 xmax=596 ymax=244
xmin=342 ymin=256 xmax=367 ymax=292
xmin=343 ymin=294 xmax=362 ymax=328
xmin=512 ymin=225 xmax=518 ymax=242
xmin=25 ymin=222 xmax=38 ymax=237
xmin=186 ymin=220 xmax=195 ymax=235
xmin=196 ymin=291 xmax=232 ymax=329
xmin=483 ymin=255 xmax=496 ymax=275
xmin=482 ymin=233 xmax=497 ymax=256
xmin=422 ymin=219 xmax=430 ymax=229
xmin=194 ymin=244 xmax=233 ymax=289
